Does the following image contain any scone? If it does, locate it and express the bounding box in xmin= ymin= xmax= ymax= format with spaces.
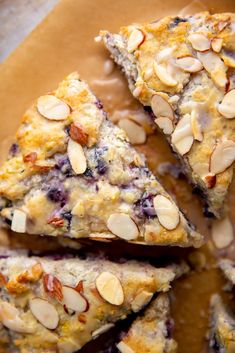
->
xmin=117 ymin=294 xmax=177 ymax=353
xmin=0 ymin=72 xmax=202 ymax=247
xmin=101 ymin=11 xmax=235 ymax=218
xmin=0 ymin=248 xmax=186 ymax=353
xmin=209 ymin=294 xmax=235 ymax=352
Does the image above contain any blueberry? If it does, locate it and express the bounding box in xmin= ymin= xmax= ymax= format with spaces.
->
xmin=95 ymin=99 xmax=103 ymax=110
xmin=83 ymin=168 xmax=93 ymax=178
xmin=166 ymin=319 xmax=174 ymax=338
xmin=97 ymin=159 xmax=107 ymax=175
xmin=9 ymin=143 xmax=19 ymax=156
xmin=47 ymin=183 xmax=68 ymax=206
xmin=55 ymin=156 xmax=73 ymax=177
xmin=135 ymin=194 xmax=156 ymax=218
xmin=169 ymin=17 xmax=188 ymax=29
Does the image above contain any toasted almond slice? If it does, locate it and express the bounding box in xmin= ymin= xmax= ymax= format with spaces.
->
xmin=67 ymin=138 xmax=87 ymax=174
xmin=11 ymin=209 xmax=27 ymax=233
xmin=156 ymin=47 xmax=175 ymax=63
xmin=29 ymin=298 xmax=59 ymax=330
xmin=118 ymin=119 xmax=146 ymax=145
xmin=151 ymin=94 xmax=174 ymax=120
xmin=188 ymin=33 xmax=210 ymax=51
xmin=132 ymin=86 xmax=142 ymax=98
xmin=131 ymin=291 xmax=153 ymax=312
xmin=107 ymin=213 xmax=139 ymax=240
xmin=153 ymin=62 xmax=178 ymax=87
xmin=171 ymin=115 xmax=194 ymax=155
xmin=191 ymin=110 xmax=203 ymax=141
xmin=92 ymin=323 xmax=114 ymax=338
xmin=176 ymin=56 xmax=203 ymax=73
xmin=211 ymin=38 xmax=223 ymax=53
xmin=62 ymin=286 xmax=88 ymax=313
xmin=218 ymin=89 xmax=235 ymax=119
xmin=153 ymin=195 xmax=180 ymax=230
xmin=221 ymin=51 xmax=235 ymax=68
xmin=154 ymin=117 xmax=174 ymax=134
xmin=210 ymin=140 xmax=235 ymax=174
xmin=0 ymin=302 xmax=34 ymax=333
xmin=127 ymin=28 xmax=145 ymax=53
xmin=37 ymin=95 xmax=70 ymax=120
xmin=197 ymin=51 xmax=227 ymax=88
xmin=212 ymin=217 xmax=234 ymax=249
xmin=95 ymin=271 xmax=124 ymax=305
xmin=204 ymin=174 xmax=217 ymax=189
xmin=116 ymin=341 xmax=136 ymax=353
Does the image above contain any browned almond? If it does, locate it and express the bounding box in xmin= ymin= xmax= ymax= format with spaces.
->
xmin=209 ymin=140 xmax=235 ymax=175
xmin=78 ymin=313 xmax=87 ymax=323
xmin=188 ymin=33 xmax=210 ymax=51
xmin=127 ymin=28 xmax=145 ymax=53
xmin=17 ymin=262 xmax=43 ymax=283
xmin=218 ymin=89 xmax=235 ymax=119
xmin=23 ymin=152 xmax=37 ymax=163
xmin=211 ymin=38 xmax=223 ymax=53
xmin=62 ymin=286 xmax=88 ymax=313
xmin=29 ymin=297 xmax=59 ymax=329
xmin=37 ymin=95 xmax=70 ymax=120
xmin=151 ymin=94 xmax=174 ymax=120
xmin=221 ymin=51 xmax=235 ymax=68
xmin=75 ymin=280 xmax=84 ymax=293
xmin=176 ymin=56 xmax=203 ymax=72
xmin=47 ymin=216 xmax=65 ymax=228
xmin=43 ymin=274 xmax=63 ymax=301
xmin=204 ymin=174 xmax=217 ymax=189
xmin=69 ymin=122 xmax=88 ymax=146
xmin=0 ymin=273 xmax=7 ymax=286
xmin=96 ymin=271 xmax=124 ymax=305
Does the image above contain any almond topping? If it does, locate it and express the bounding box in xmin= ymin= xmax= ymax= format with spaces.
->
xmin=23 ymin=152 xmax=37 ymax=163
xmin=95 ymin=271 xmax=124 ymax=305
xmin=29 ymin=298 xmax=59 ymax=330
xmin=153 ymin=62 xmax=178 ymax=87
xmin=153 ymin=195 xmax=180 ymax=230
xmin=69 ymin=122 xmax=88 ymax=146
xmin=218 ymin=89 xmax=235 ymax=119
xmin=0 ymin=301 xmax=34 ymax=333
xmin=37 ymin=95 xmax=70 ymax=120
xmin=107 ymin=213 xmax=139 ymax=240
xmin=221 ymin=51 xmax=235 ymax=68
xmin=92 ymin=323 xmax=114 ymax=338
xmin=209 ymin=140 xmax=235 ymax=175
xmin=211 ymin=38 xmax=223 ymax=53
xmin=154 ymin=117 xmax=173 ymax=134
xmin=176 ymin=56 xmax=203 ymax=73
xmin=171 ymin=115 xmax=194 ymax=155
xmin=62 ymin=286 xmax=88 ymax=313
xmin=43 ymin=274 xmax=63 ymax=301
xmin=118 ymin=119 xmax=146 ymax=145
xmin=197 ymin=51 xmax=227 ymax=88
xmin=11 ymin=209 xmax=27 ymax=233
xmin=151 ymin=94 xmax=174 ymax=120
xmin=127 ymin=28 xmax=145 ymax=53
xmin=48 ymin=216 xmax=64 ymax=228
xmin=204 ymin=174 xmax=217 ymax=189
xmin=188 ymin=33 xmax=210 ymax=51
xmin=67 ymin=138 xmax=87 ymax=174
xmin=212 ymin=217 xmax=234 ymax=249
xmin=116 ymin=342 xmax=136 ymax=353
xmin=191 ymin=110 xmax=203 ymax=141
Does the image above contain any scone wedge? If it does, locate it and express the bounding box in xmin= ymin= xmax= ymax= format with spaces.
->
xmin=117 ymin=294 xmax=177 ymax=353
xmin=101 ymin=11 xmax=235 ymax=218
xmin=0 ymin=72 xmax=202 ymax=247
xmin=0 ymin=249 xmax=185 ymax=353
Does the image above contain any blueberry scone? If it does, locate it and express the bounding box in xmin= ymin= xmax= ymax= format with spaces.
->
xmin=0 ymin=72 xmax=202 ymax=247
xmin=101 ymin=12 xmax=235 ymax=218
xmin=116 ymin=294 xmax=177 ymax=353
xmin=0 ymin=248 xmax=185 ymax=353
xmin=209 ymin=294 xmax=235 ymax=352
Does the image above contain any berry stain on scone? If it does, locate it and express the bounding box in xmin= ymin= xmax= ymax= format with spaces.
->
xmin=101 ymin=12 xmax=235 ymax=218
xmin=0 ymin=73 xmax=202 ymax=247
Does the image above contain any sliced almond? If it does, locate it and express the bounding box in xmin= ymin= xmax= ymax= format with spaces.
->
xmin=43 ymin=274 xmax=63 ymax=301
xmin=0 ymin=302 xmax=34 ymax=333
xmin=197 ymin=51 xmax=227 ymax=88
xmin=132 ymin=86 xmax=142 ymax=98
xmin=211 ymin=38 xmax=223 ymax=53
xmin=118 ymin=119 xmax=146 ymax=145
xmin=29 ymin=297 xmax=59 ymax=330
xmin=156 ymin=47 xmax=175 ymax=63
xmin=67 ymin=138 xmax=87 ymax=174
xmin=191 ymin=110 xmax=203 ymax=141
xmin=127 ymin=28 xmax=145 ymax=53
xmin=221 ymin=51 xmax=235 ymax=68
xmin=153 ymin=62 xmax=178 ymax=87
xmin=69 ymin=122 xmax=88 ymax=146
xmin=62 ymin=286 xmax=88 ymax=313
xmin=210 ymin=140 xmax=235 ymax=174
xmin=153 ymin=195 xmax=180 ymax=230
xmin=188 ymin=33 xmax=210 ymax=51
xmin=154 ymin=117 xmax=173 ymax=134
xmin=131 ymin=291 xmax=153 ymax=312
xmin=204 ymin=174 xmax=217 ymax=189
xmin=11 ymin=209 xmax=27 ymax=233
xmin=116 ymin=341 xmax=136 ymax=353
xmin=176 ymin=56 xmax=203 ymax=73
xmin=151 ymin=94 xmax=174 ymax=120
xmin=37 ymin=95 xmax=70 ymax=120
xmin=92 ymin=323 xmax=114 ymax=338
xmin=212 ymin=217 xmax=233 ymax=249
xmin=107 ymin=213 xmax=139 ymax=240
xmin=218 ymin=89 xmax=235 ymax=119
xmin=95 ymin=271 xmax=124 ymax=305
xmin=171 ymin=115 xmax=194 ymax=155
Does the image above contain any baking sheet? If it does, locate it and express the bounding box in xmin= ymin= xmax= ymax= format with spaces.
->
xmin=1 ymin=0 xmax=235 ymax=352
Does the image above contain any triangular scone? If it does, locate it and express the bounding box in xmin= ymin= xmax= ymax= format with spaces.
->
xmin=0 ymin=249 xmax=184 ymax=353
xmin=0 ymin=73 xmax=202 ymax=247
xmin=101 ymin=12 xmax=235 ymax=218
xmin=116 ymin=294 xmax=177 ymax=353
xmin=209 ymin=294 xmax=235 ymax=352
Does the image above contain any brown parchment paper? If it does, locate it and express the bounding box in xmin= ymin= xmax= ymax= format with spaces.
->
xmin=1 ymin=0 xmax=235 ymax=352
